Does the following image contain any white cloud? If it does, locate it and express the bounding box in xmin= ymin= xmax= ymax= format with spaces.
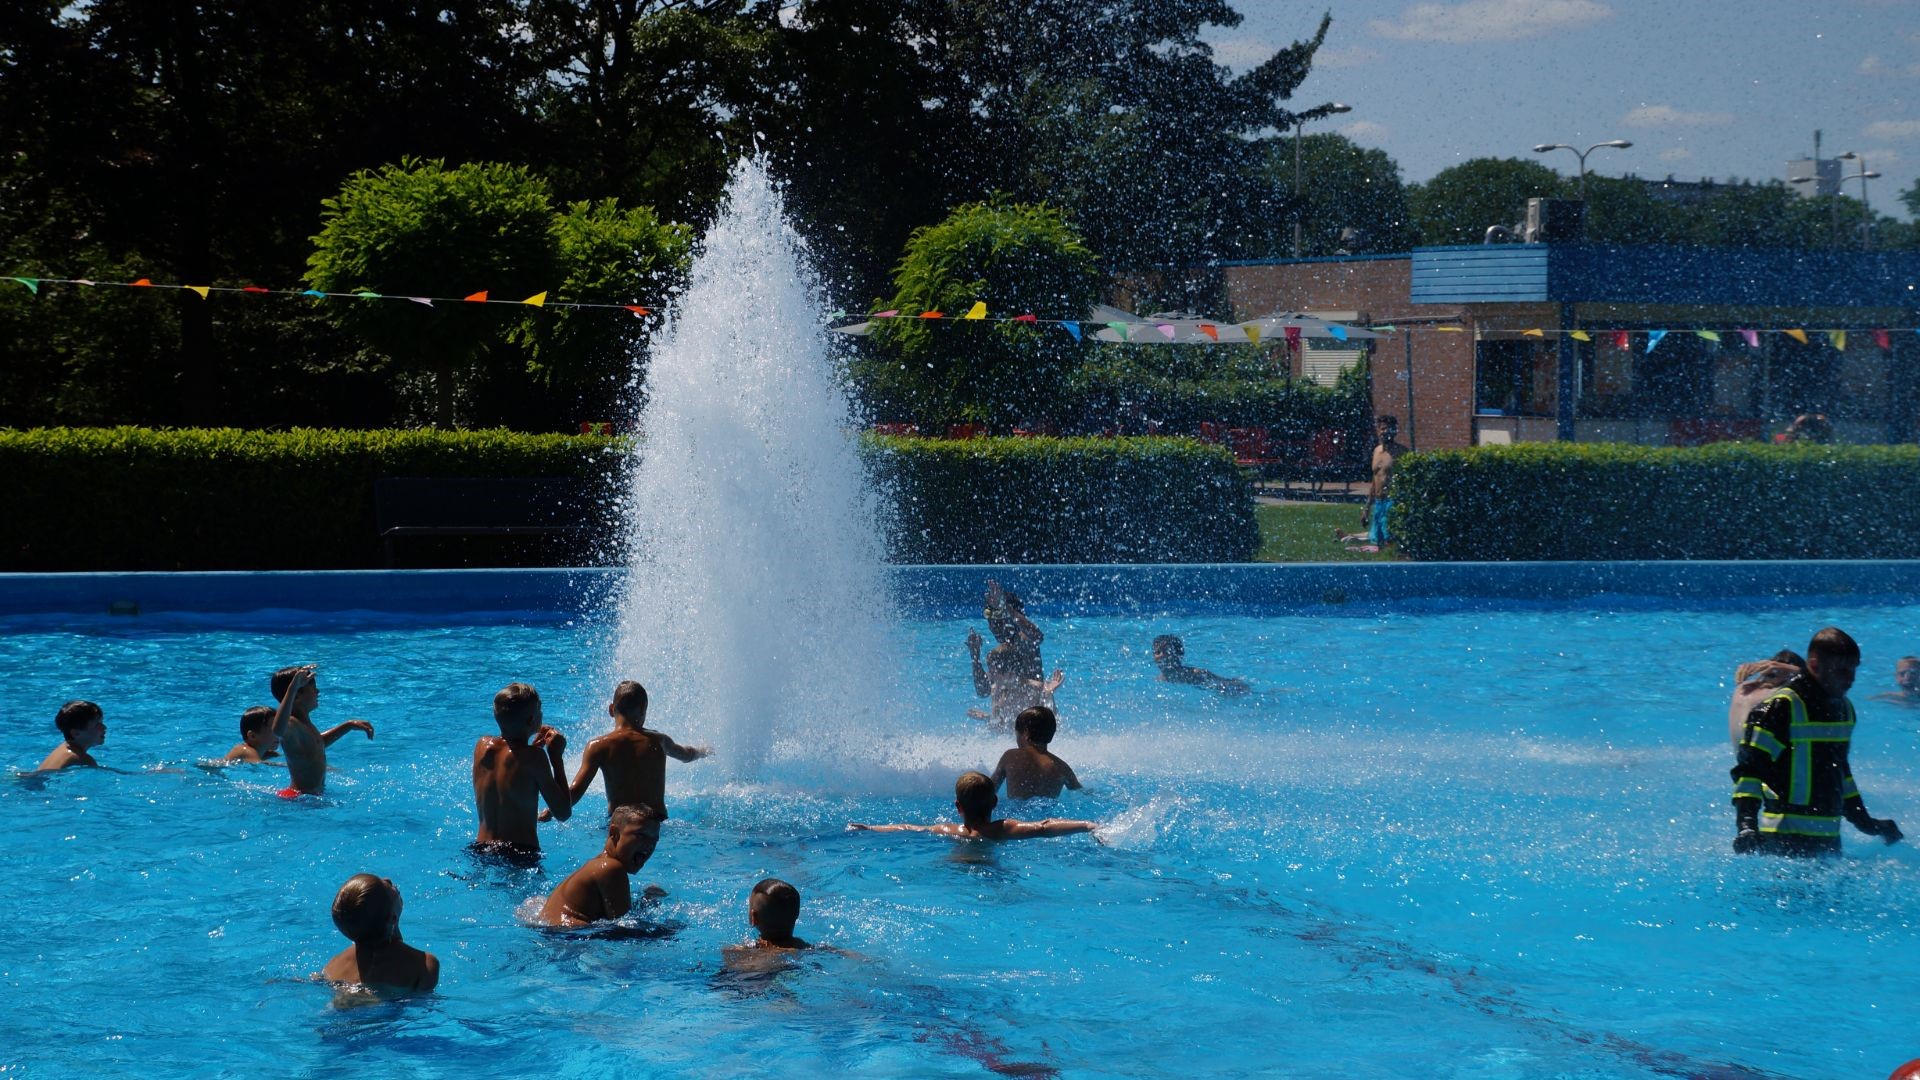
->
xmin=1865 ymin=119 xmax=1920 ymax=139
xmin=1368 ymin=0 xmax=1612 ymax=43
xmin=1623 ymin=104 xmax=1735 ymax=128
xmin=1316 ymin=45 xmax=1386 ymax=68
xmin=1658 ymin=147 xmax=1693 ymax=162
xmin=1341 ymin=120 xmax=1392 ymax=141
xmin=1860 ymin=54 xmax=1920 ymax=77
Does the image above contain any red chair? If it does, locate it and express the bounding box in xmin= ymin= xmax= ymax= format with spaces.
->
xmin=1226 ymin=427 xmax=1281 ymax=475
xmin=1304 ymin=429 xmax=1346 ymax=494
xmin=872 ymin=422 xmax=920 ymax=436
xmin=1197 ymin=421 xmax=1225 ymax=444
xmin=946 ymin=423 xmax=986 ymax=440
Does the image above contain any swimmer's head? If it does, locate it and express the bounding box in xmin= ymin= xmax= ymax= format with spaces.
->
xmin=610 ymin=680 xmax=648 ymax=723
xmin=240 ymin=705 xmax=279 ymax=752
xmin=606 ymin=804 xmax=661 ymax=872
xmin=1015 ymin=705 xmax=1057 ymax=748
xmin=55 ymin=700 xmax=104 ymax=747
xmin=270 ymin=665 xmax=319 ymax=711
xmin=331 ymin=873 xmax=402 ymax=946
xmin=748 ymin=878 xmax=801 ymax=940
xmin=1807 ymin=627 xmax=1861 ymax=697
xmin=492 ymin=682 xmax=542 ymax=737
xmin=1152 ymin=634 xmax=1185 ymax=668
xmin=955 ymin=770 xmax=997 ymax=823
xmin=1896 ymin=656 xmax=1920 ymax=692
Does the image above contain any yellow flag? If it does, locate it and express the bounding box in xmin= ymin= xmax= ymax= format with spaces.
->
xmin=1570 ymin=330 xmax=1591 ymax=342
xmin=1522 ymin=328 xmax=1543 ymax=337
xmin=1827 ymin=330 xmax=1847 ymax=351
xmin=963 ymin=301 xmax=987 ymax=320
xmin=1784 ymin=328 xmax=1808 ymax=344
xmin=1436 ymin=325 xmax=1465 ymax=333
xmin=1695 ymin=330 xmax=1721 ymax=342
xmin=187 ymin=285 xmax=210 ymax=299
xmin=1244 ymin=325 xmax=1261 ymax=346
xmin=522 ymin=292 xmax=547 ymax=307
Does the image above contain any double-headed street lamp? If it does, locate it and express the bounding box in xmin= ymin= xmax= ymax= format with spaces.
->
xmin=1790 ymin=151 xmax=1882 ymax=249
xmin=1293 ymin=102 xmax=1352 ymax=258
xmin=1531 ymin=139 xmax=1633 ymax=199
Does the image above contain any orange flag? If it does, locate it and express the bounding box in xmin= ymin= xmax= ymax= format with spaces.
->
xmin=919 ymin=310 xmax=944 ymax=319
xmin=624 ymin=305 xmax=649 ymax=317
xmin=131 ymin=278 xmax=152 ymax=287
xmin=464 ymin=290 xmax=489 ymax=303
xmin=1197 ymin=323 xmax=1219 ymax=341
xmin=1783 ymin=328 xmax=1808 ymax=344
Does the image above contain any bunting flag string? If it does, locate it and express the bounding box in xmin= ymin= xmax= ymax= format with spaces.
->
xmin=6 ymin=274 xmax=1914 ymax=351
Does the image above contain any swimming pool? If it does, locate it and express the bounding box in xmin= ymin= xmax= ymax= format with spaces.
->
xmin=3 ymin=567 xmax=1917 ymax=1078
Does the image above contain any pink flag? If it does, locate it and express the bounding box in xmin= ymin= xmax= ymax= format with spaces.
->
xmin=1875 ymin=329 xmax=1892 ymax=351
xmin=1739 ymin=329 xmax=1759 ymax=348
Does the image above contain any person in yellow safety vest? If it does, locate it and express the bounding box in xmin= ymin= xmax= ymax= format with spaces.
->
xmin=1732 ymin=627 xmax=1904 ymax=856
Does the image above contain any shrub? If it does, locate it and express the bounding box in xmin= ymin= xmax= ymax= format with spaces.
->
xmin=863 ymin=435 xmax=1257 ymax=563
xmin=0 ymin=427 xmax=625 ymax=570
xmin=1391 ymin=441 xmax=1920 ymax=561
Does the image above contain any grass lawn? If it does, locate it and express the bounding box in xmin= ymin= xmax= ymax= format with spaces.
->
xmin=1254 ymin=502 xmax=1399 ymax=562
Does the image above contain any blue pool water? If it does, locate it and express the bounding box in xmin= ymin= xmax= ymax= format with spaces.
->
xmin=4 ymin=581 xmax=1919 ymax=1078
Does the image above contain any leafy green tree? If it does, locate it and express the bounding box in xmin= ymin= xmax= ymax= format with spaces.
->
xmin=511 ymin=199 xmax=692 ymax=415
xmin=860 ymin=200 xmax=1099 ymax=430
xmin=1409 ymin=157 xmax=1568 ymax=246
xmin=1247 ymin=132 xmax=1417 ymax=258
xmin=306 ymin=159 xmax=559 ymax=428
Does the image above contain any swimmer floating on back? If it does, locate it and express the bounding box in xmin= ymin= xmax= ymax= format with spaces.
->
xmin=849 ymin=771 xmax=1097 ymax=840
xmin=321 ymin=873 xmax=439 ymax=996
xmin=541 ymin=680 xmax=710 ymax=824
xmin=537 ymin=804 xmax=662 ymax=927
xmin=37 ymin=700 xmax=106 ymax=772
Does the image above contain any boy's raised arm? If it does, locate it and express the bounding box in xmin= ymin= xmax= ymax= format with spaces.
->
xmin=533 ymin=726 xmax=572 ymax=821
xmin=660 ymin=734 xmax=710 ymax=762
xmin=542 ymin=741 xmax=602 ymax=822
xmin=320 ymin=719 xmax=375 ymax=746
xmin=272 ymin=666 xmax=313 ymax=738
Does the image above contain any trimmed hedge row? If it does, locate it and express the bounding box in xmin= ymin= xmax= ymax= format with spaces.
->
xmin=0 ymin=428 xmax=1258 ymax=569
xmin=0 ymin=427 xmax=626 ymax=570
xmin=1392 ymin=441 xmax=1920 ymax=561
xmin=864 ymin=435 xmax=1258 ymax=564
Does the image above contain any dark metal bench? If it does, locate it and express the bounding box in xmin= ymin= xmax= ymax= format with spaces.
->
xmin=373 ymin=476 xmax=590 ymax=567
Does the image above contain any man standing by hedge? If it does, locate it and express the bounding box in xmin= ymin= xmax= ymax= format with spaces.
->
xmin=1361 ymin=415 xmax=1407 ymax=549
xmin=1731 ymin=627 xmax=1903 ymax=856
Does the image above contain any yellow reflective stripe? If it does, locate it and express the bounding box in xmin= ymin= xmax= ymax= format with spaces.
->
xmin=1759 ymin=811 xmax=1841 ymax=837
xmin=1843 ymin=776 xmax=1861 ymax=800
xmin=1732 ymin=778 xmax=1765 ymax=800
xmin=1790 ymin=722 xmax=1854 ymax=742
xmin=1745 ymin=728 xmax=1786 ymax=759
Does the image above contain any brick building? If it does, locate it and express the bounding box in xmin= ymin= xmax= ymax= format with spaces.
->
xmin=1220 ymin=245 xmax=1920 ymax=450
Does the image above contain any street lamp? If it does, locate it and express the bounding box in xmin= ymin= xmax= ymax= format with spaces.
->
xmin=1293 ymin=102 xmax=1352 ymax=258
xmin=1790 ymin=151 xmax=1882 ymax=248
xmin=1531 ymin=139 xmax=1633 ymax=199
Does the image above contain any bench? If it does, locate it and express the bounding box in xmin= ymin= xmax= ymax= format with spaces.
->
xmin=373 ymin=477 xmax=591 ymax=567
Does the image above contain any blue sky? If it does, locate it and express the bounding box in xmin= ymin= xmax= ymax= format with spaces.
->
xmin=1206 ymin=1 xmax=1919 ymax=218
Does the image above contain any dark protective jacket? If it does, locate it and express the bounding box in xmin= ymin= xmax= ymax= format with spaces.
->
xmin=1730 ymin=674 xmax=1879 ymax=853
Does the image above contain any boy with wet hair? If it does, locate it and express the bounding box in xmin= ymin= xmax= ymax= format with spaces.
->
xmin=1151 ymin=635 xmax=1250 ymax=697
xmin=1732 ymin=626 xmax=1903 ymax=855
xmin=224 ymin=706 xmax=281 ymax=763
xmin=543 ymin=680 xmax=710 ymax=823
xmin=37 ymin=700 xmax=106 ymax=771
xmin=849 ymin=771 xmax=1097 ymax=840
xmin=321 ymin=873 xmax=439 ymax=994
xmin=267 ymin=665 xmax=375 ymax=795
xmin=1869 ymin=656 xmax=1920 ymax=707
xmin=473 ymin=681 xmax=572 ymax=854
xmin=990 ymin=706 xmax=1083 ymax=800
xmin=722 ymin=878 xmax=813 ymax=959
xmin=537 ymin=804 xmax=662 ymax=926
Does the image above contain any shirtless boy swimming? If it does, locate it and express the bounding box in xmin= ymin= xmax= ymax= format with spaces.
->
xmin=537 ymin=805 xmax=661 ymax=927
xmin=542 ymin=680 xmax=709 ymax=822
xmin=990 ymin=706 xmax=1082 ymax=800
xmin=37 ymin=700 xmax=106 ymax=772
xmin=267 ymin=665 xmax=374 ymax=794
xmin=472 ymin=681 xmax=571 ymax=854
xmin=720 ymin=878 xmax=826 ymax=972
xmin=320 ymin=873 xmax=439 ymax=995
xmin=223 ymin=706 xmax=281 ymax=763
xmin=849 ymin=771 xmax=1097 ymax=840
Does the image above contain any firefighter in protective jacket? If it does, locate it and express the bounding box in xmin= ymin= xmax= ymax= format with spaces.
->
xmin=1732 ymin=627 xmax=1903 ymax=855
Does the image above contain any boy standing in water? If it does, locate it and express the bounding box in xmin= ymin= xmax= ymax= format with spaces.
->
xmin=721 ymin=878 xmax=826 ymax=971
xmin=542 ymin=680 xmax=710 ymax=822
xmin=321 ymin=873 xmax=439 ymax=995
xmin=267 ymin=665 xmax=375 ymax=795
xmin=850 ymin=771 xmax=1097 ymax=840
xmin=537 ymin=805 xmax=662 ymax=926
xmin=990 ymin=706 xmax=1082 ymax=800
xmin=473 ymin=681 xmax=572 ymax=855
xmin=37 ymin=700 xmax=106 ymax=771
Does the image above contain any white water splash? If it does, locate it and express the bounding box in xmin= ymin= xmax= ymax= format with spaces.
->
xmin=610 ymin=158 xmax=896 ymax=781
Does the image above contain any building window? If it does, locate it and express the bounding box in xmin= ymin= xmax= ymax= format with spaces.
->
xmin=1474 ymin=339 xmax=1553 ymax=415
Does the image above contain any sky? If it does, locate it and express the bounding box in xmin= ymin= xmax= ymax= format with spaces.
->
xmin=1204 ymin=0 xmax=1920 ymax=218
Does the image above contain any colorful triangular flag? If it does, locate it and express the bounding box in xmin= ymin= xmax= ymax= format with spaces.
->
xmin=1612 ymin=330 xmax=1630 ymax=350
xmin=242 ymin=285 xmax=270 ymax=294
xmin=1522 ymin=328 xmax=1544 ymax=338
xmin=623 ymin=305 xmax=649 ymax=317
xmin=1329 ymin=325 xmax=1349 ymax=341
xmin=873 ymin=309 xmax=899 ymax=319
xmin=301 ymin=289 xmax=324 ymax=298
xmin=1155 ymin=323 xmax=1176 ymax=340
xmin=1826 ymin=330 xmax=1846 ymax=351
xmin=1646 ymin=330 xmax=1667 ymax=353
xmin=1695 ymin=330 xmax=1721 ymax=342
xmin=464 ymin=290 xmax=489 ymax=303
xmin=1062 ymin=321 xmax=1081 ymax=341
xmin=963 ymin=301 xmax=987 ymax=320
xmin=408 ymin=297 xmax=433 ymax=306
xmin=186 ymin=285 xmax=210 ymax=299
xmin=1243 ymin=325 xmax=1261 ymax=346
xmin=1784 ymin=328 xmax=1808 ymax=344
xmin=1105 ymin=321 xmax=1129 ymax=341
xmin=918 ymin=310 xmax=943 ymax=319
xmin=1874 ymin=329 xmax=1891 ymax=350
xmin=1570 ymin=329 xmax=1590 ymax=342
xmin=1197 ymin=323 xmax=1219 ymax=341
xmin=1012 ymin=314 xmax=1037 ymax=323
xmin=131 ymin=278 xmax=152 ymax=287
xmin=1740 ymin=329 xmax=1759 ymax=348
xmin=1283 ymin=326 xmax=1301 ymax=348
xmin=522 ymin=292 xmax=547 ymax=307
xmin=8 ymin=277 xmax=37 ymax=294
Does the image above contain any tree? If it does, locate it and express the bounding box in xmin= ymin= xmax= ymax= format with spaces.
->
xmin=306 ymin=159 xmax=560 ymax=427
xmin=860 ymin=200 xmax=1099 ymax=430
xmin=1409 ymin=157 xmax=1568 ymax=246
xmin=1243 ymin=132 xmax=1416 ymax=258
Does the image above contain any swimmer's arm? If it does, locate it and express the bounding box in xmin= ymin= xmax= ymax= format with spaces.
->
xmin=989 ymin=750 xmax=1011 ymax=790
xmin=1007 ymin=818 xmax=1095 ymax=838
xmin=659 ymin=734 xmax=709 ymax=762
xmin=1059 ymin=760 xmax=1082 ymax=791
xmin=847 ymin=822 xmax=937 ymax=832
xmin=319 ymin=719 xmax=374 ymax=746
xmin=564 ymin=741 xmax=604 ymax=808
xmin=415 ymin=952 xmax=440 ymax=993
xmin=532 ymin=727 xmax=572 ymax=822
xmin=270 ymin=668 xmax=311 ymax=738
xmin=598 ymin=863 xmax=632 ymax=920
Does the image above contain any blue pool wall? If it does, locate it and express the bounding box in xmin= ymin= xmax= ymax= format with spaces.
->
xmin=3 ymin=561 xmax=1918 ymax=619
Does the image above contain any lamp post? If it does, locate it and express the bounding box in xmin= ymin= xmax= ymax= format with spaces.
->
xmin=1531 ymin=139 xmax=1633 ymax=199
xmin=1791 ymin=151 xmax=1882 ymax=248
xmin=1293 ymin=102 xmax=1352 ymax=258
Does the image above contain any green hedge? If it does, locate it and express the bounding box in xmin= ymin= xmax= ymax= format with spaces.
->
xmin=0 ymin=427 xmax=625 ymax=570
xmin=1392 ymin=441 xmax=1920 ymax=561
xmin=863 ymin=435 xmax=1258 ymax=563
